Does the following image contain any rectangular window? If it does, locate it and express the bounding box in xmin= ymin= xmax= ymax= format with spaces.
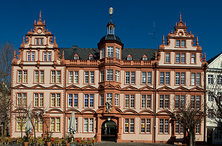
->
xmin=51 ymin=71 xmax=55 ymax=83
xmin=142 ymin=72 xmax=146 ymax=84
xmin=16 ymin=117 xmax=26 ymax=131
xmin=176 ymin=53 xmax=180 ymax=63
xmin=196 ymin=96 xmax=200 ymax=109
xmin=125 ymin=119 xmax=129 ymax=133
xmin=68 ymin=94 xmax=72 ymax=107
xmin=69 ymin=71 xmax=73 ymax=83
xmin=181 ymin=53 xmax=185 ymax=63
xmin=31 ymin=52 xmax=35 ymax=61
xmin=51 ymin=93 xmax=55 ymax=107
xmin=175 ymin=121 xmax=179 ymax=133
xmin=208 ymin=92 xmax=214 ymax=102
xmin=131 ymin=72 xmax=135 ymax=84
xmin=84 ymin=94 xmax=89 ymax=107
xmin=107 ymin=46 xmax=114 ymax=57
xmin=106 ymin=93 xmax=112 ymax=104
xmin=142 ymin=95 xmax=146 ymax=108
xmin=100 ymin=94 xmax=104 ymax=106
xmin=176 ymin=72 xmax=180 ymax=85
xmin=101 ymin=48 xmax=105 ymax=59
xmin=126 ymin=72 xmax=130 ymax=84
xmin=115 ymin=70 xmax=120 ymax=82
xmin=18 ymin=70 xmax=28 ymax=83
xmin=159 ymin=119 xmax=169 ymax=134
xmin=147 ymin=95 xmax=151 ymax=108
xmin=18 ymin=70 xmax=22 ymax=83
xmin=56 ymin=118 xmax=60 ymax=132
xmin=115 ymin=94 xmax=119 ymax=106
xmin=56 ymin=94 xmax=60 ymax=107
xmin=84 ymin=118 xmax=88 ymax=132
xmin=74 ymin=71 xmax=78 ymax=83
xmin=125 ymin=95 xmax=129 ymax=108
xmin=34 ymin=93 xmax=38 ymax=107
xmin=196 ymin=73 xmax=200 ymax=85
xmin=85 ymin=71 xmax=89 ymax=83
xmin=23 ymin=71 xmax=27 ymax=83
xmin=208 ymin=75 xmax=213 ymax=84
xmin=196 ymin=123 xmax=200 ymax=134
xmin=217 ymin=75 xmax=222 ymax=84
xmin=141 ymin=119 xmax=145 ymax=133
xmin=160 ymin=95 xmax=169 ymax=109
xmin=51 ymin=118 xmax=55 ymax=132
xmin=191 ymin=95 xmax=195 ymax=109
xmin=130 ymin=119 xmax=134 ymax=133
xmin=181 ymin=40 xmax=185 ymax=47
xmin=48 ymin=52 xmax=51 ymax=61
xmin=90 ymin=71 xmax=94 ymax=83
xmin=147 ymin=72 xmax=152 ymax=84
xmin=165 ymin=72 xmax=170 ymax=84
xmin=208 ymin=109 xmax=214 ymax=119
xmin=40 ymin=71 xmax=44 ymax=83
xmin=159 ymin=119 xmax=164 ymax=133
xmin=89 ymin=118 xmax=93 ymax=132
xmin=39 ymin=93 xmax=43 ymax=107
xmin=181 ymin=73 xmax=185 ymax=85
xmin=191 ymin=54 xmax=196 ymax=63
xmin=17 ymin=93 xmax=26 ymax=107
xmin=34 ymin=70 xmax=44 ymax=83
xmin=160 ymin=95 xmax=164 ymax=108
xmin=100 ymin=70 xmax=104 ymax=82
xmin=116 ymin=48 xmax=120 ymax=59
xmin=176 ymin=40 xmax=180 ymax=47
xmin=160 ymin=72 xmax=164 ymax=84
xmin=43 ymin=52 xmax=47 ymax=61
xmin=107 ymin=69 xmax=113 ymax=81
xmin=146 ymin=119 xmax=151 ymax=133
xmin=165 ymin=119 xmax=169 ymax=133
xmin=175 ymin=95 xmax=185 ymax=109
xmin=191 ymin=73 xmax=195 ymax=85
xmin=165 ymin=53 xmax=170 ymax=63
xmin=165 ymin=95 xmax=169 ymax=108
xmin=130 ymin=95 xmax=135 ymax=108
xmin=57 ymin=71 xmax=61 ymax=83
xmin=90 ymin=94 xmax=94 ymax=107
xmin=35 ymin=71 xmax=39 ymax=83
xmin=27 ymin=52 xmax=31 ymax=61
xmin=74 ymin=94 xmax=78 ymax=107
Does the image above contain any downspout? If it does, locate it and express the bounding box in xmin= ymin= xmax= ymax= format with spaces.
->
xmin=154 ymin=62 xmax=157 ymax=143
xmin=203 ymin=63 xmax=207 ymax=143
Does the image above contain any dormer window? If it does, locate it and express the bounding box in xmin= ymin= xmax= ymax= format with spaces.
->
xmin=115 ymin=47 xmax=120 ymax=59
xmin=127 ymin=54 xmax=132 ymax=60
xmin=36 ymin=38 xmax=43 ymax=45
xmin=89 ymin=54 xmax=94 ymax=60
xmin=74 ymin=54 xmax=79 ymax=60
xmin=142 ymin=54 xmax=147 ymax=60
xmin=107 ymin=47 xmax=113 ymax=57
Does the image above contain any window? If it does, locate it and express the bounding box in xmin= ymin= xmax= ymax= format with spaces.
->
xmin=141 ymin=119 xmax=151 ymax=133
xmin=159 ymin=119 xmax=169 ymax=134
xmin=107 ymin=46 xmax=113 ymax=57
xmin=176 ymin=53 xmax=185 ymax=63
xmin=84 ymin=94 xmax=94 ymax=108
xmin=115 ymin=94 xmax=119 ymax=106
xmin=34 ymin=93 xmax=43 ymax=107
xmin=74 ymin=56 xmax=79 ymax=60
xmin=106 ymin=93 xmax=112 ymax=104
xmin=208 ymin=109 xmax=214 ymax=119
xmin=125 ymin=94 xmax=135 ymax=108
xmin=165 ymin=53 xmax=170 ymax=63
xmin=175 ymin=95 xmax=185 ymax=108
xmin=16 ymin=117 xmax=26 ymax=131
xmin=176 ymin=53 xmax=180 ymax=63
xmin=208 ymin=92 xmax=214 ymax=102
xmin=27 ymin=52 xmax=35 ymax=61
xmin=125 ymin=71 xmax=135 ymax=84
xmin=176 ymin=40 xmax=180 ymax=47
xmin=115 ymin=70 xmax=120 ymax=82
xmin=142 ymin=57 xmax=147 ymax=60
xmin=17 ymin=93 xmax=26 ymax=107
xmin=181 ymin=53 xmax=185 ymax=63
xmin=175 ymin=72 xmax=185 ymax=85
xmin=141 ymin=95 xmax=151 ymax=108
xmin=100 ymin=70 xmax=104 ymax=82
xmin=141 ymin=72 xmax=152 ymax=84
xmin=84 ymin=71 xmax=95 ymax=83
xmin=208 ymin=75 xmax=214 ymax=84
xmin=127 ymin=55 xmax=132 ymax=60
xmin=181 ymin=40 xmax=186 ymax=47
xmin=34 ymin=118 xmax=43 ymax=132
xmin=69 ymin=71 xmax=79 ymax=83
xmin=107 ymin=69 xmax=113 ymax=81
xmin=34 ymin=70 xmax=44 ymax=83
xmin=217 ymin=75 xmax=222 ymax=84
xmin=191 ymin=73 xmax=201 ymax=85
xmin=17 ymin=70 xmax=27 ymax=83
xmin=100 ymin=94 xmax=104 ymax=106
xmin=50 ymin=117 xmax=60 ymax=132
xmin=175 ymin=121 xmax=183 ymax=134
xmin=101 ymin=48 xmax=105 ymax=59
xmin=43 ymin=52 xmax=51 ymax=61
xmin=159 ymin=95 xmax=169 ymax=109
xmin=124 ymin=118 xmax=134 ymax=133
xmin=68 ymin=118 xmax=78 ymax=132
xmin=191 ymin=95 xmax=201 ymax=109
xmin=116 ymin=48 xmax=120 ymax=59
xmin=196 ymin=123 xmax=200 ymax=134
xmin=51 ymin=93 xmax=61 ymax=107
xmin=36 ymin=38 xmax=43 ymax=45
xmin=160 ymin=72 xmax=170 ymax=84
xmin=191 ymin=54 xmax=196 ymax=63
xmin=68 ymin=94 xmax=78 ymax=107
xmin=51 ymin=70 xmax=61 ymax=83
xmin=84 ymin=118 xmax=94 ymax=132
xmin=147 ymin=72 xmax=152 ymax=84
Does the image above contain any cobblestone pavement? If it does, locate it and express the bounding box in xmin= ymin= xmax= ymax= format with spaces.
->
xmin=96 ymin=141 xmax=173 ymax=146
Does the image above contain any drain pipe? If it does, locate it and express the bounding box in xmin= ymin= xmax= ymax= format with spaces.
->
xmin=154 ymin=62 xmax=157 ymax=143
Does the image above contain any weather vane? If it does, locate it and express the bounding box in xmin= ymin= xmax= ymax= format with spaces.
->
xmin=109 ymin=7 xmax=113 ymax=22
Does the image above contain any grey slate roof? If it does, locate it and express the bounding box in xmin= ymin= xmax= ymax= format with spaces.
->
xmin=59 ymin=46 xmax=157 ymax=60
xmin=100 ymin=34 xmax=122 ymax=43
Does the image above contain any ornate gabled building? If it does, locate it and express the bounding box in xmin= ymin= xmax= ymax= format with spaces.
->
xmin=11 ymin=10 xmax=207 ymax=144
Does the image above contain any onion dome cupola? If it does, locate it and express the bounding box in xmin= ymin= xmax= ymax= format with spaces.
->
xmin=98 ymin=7 xmax=123 ymax=60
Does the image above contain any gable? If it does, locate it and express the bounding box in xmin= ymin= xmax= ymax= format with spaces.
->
xmin=121 ymin=85 xmax=138 ymax=91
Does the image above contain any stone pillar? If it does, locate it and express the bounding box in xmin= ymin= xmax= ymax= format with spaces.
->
xmin=117 ymin=116 xmax=122 ymax=143
xmin=96 ymin=114 xmax=102 ymax=142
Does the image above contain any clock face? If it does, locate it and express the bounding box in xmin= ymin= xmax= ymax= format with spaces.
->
xmin=37 ymin=29 xmax=42 ymax=33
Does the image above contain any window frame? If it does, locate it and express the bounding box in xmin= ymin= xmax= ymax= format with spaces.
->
xmin=16 ymin=93 xmax=27 ymax=107
xmin=50 ymin=117 xmax=61 ymax=132
xmin=124 ymin=94 xmax=135 ymax=109
xmin=165 ymin=53 xmax=170 ymax=63
xmin=43 ymin=51 xmax=52 ymax=61
xmin=83 ymin=117 xmax=94 ymax=133
xmin=50 ymin=93 xmax=61 ymax=107
xmin=84 ymin=94 xmax=94 ymax=108
xmin=50 ymin=70 xmax=62 ymax=84
xmin=33 ymin=70 xmax=44 ymax=84
xmin=17 ymin=70 xmax=28 ymax=83
xmin=141 ymin=94 xmax=152 ymax=109
xmin=125 ymin=71 xmax=136 ymax=84
xmin=159 ymin=118 xmax=170 ymax=134
xmin=159 ymin=95 xmax=170 ymax=109
xmin=33 ymin=93 xmax=44 ymax=107
xmin=68 ymin=93 xmax=79 ymax=108
xmin=27 ymin=51 xmax=35 ymax=61
xmin=124 ymin=118 xmax=135 ymax=134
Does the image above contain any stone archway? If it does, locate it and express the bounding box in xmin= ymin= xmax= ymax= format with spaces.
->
xmin=101 ymin=120 xmax=117 ymax=141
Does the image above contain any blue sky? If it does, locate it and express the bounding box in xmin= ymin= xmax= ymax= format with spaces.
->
xmin=0 ymin=0 xmax=221 ymax=60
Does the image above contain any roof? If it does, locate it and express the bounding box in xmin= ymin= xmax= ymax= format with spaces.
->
xmin=59 ymin=46 xmax=157 ymax=60
xmin=207 ymin=52 xmax=222 ymax=64
xmin=99 ymin=34 xmax=121 ymax=43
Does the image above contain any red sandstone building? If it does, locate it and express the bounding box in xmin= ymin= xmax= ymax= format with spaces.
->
xmin=10 ymin=10 xmax=207 ymax=143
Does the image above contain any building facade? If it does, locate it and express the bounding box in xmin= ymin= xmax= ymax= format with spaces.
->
xmin=206 ymin=53 xmax=222 ymax=144
xmin=10 ymin=12 xmax=207 ymax=143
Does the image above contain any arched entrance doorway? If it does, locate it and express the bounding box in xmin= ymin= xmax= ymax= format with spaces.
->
xmin=101 ymin=120 xmax=117 ymax=141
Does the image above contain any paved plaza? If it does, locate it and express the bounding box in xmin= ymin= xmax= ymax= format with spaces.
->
xmin=96 ymin=141 xmax=173 ymax=146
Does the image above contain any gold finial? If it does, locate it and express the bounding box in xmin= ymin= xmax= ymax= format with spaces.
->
xmin=162 ymin=35 xmax=165 ymax=44
xmin=109 ymin=7 xmax=113 ymax=15
xmin=179 ymin=13 xmax=182 ymax=22
xmin=196 ymin=36 xmax=199 ymax=46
